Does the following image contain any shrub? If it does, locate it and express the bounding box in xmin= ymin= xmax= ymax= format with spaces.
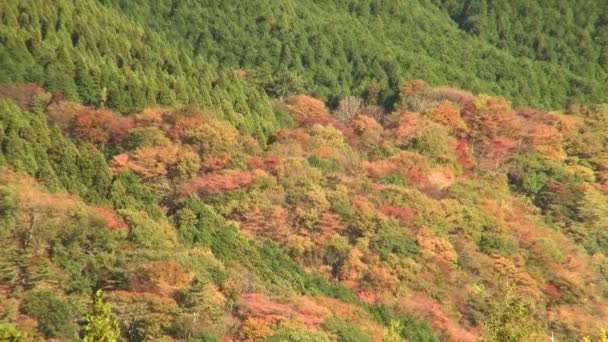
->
xmin=478 ymin=232 xmax=518 ymax=257
xmin=240 ymin=317 xmax=274 ymax=340
xmin=322 ymin=316 xmax=372 ymax=342
xmin=0 ymin=323 xmax=21 ymax=341
xmin=119 ymin=209 xmax=178 ymax=248
xmin=370 ymin=221 xmax=418 ymax=260
xmin=408 ymin=127 xmax=455 ymax=165
xmin=308 ymin=155 xmax=341 ymax=173
xmin=370 ymin=305 xmax=439 ymax=342
xmin=22 ymin=290 xmax=76 ymax=339
xmin=123 ymin=127 xmax=169 ymax=150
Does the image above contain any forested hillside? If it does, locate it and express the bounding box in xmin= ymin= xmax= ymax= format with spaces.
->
xmin=2 ymin=80 xmax=608 ymax=341
xmin=2 ymin=0 xmax=608 ymax=341
xmin=4 ymin=0 xmax=608 ymax=114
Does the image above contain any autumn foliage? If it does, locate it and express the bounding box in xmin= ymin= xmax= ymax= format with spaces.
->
xmin=180 ymin=171 xmax=257 ymax=195
xmin=4 ymin=82 xmax=608 ymax=341
xmin=95 ymin=207 xmax=127 ymax=230
xmin=285 ymin=95 xmax=331 ymax=125
xmin=73 ymin=110 xmax=115 ymax=145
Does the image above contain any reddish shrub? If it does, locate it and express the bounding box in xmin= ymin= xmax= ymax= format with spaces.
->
xmin=233 ymin=69 xmax=248 ymax=78
xmin=46 ymin=101 xmax=93 ymax=129
xmin=357 ymin=291 xmax=379 ymax=305
xmin=135 ymin=108 xmax=166 ymax=126
xmin=203 ymin=152 xmax=232 ymax=171
xmin=95 ymin=207 xmax=127 ymax=230
xmin=238 ymin=293 xmax=292 ymax=323
xmin=0 ymin=83 xmax=46 ymax=109
xmin=314 ymin=212 xmax=346 ymax=243
xmin=405 ymin=168 xmax=430 ymax=186
xmin=516 ymin=106 xmax=541 ymax=118
xmin=180 ymin=171 xmax=256 ymax=195
xmin=109 ymin=153 xmax=130 ymax=173
xmin=390 ymin=111 xmax=422 ymax=145
xmin=478 ymin=136 xmax=517 ymax=170
xmin=248 ymin=157 xmax=266 ymax=170
xmin=272 ymin=128 xmax=313 ymax=145
xmin=110 ymin=117 xmax=136 ymax=142
xmin=361 ymin=160 xmax=396 ymax=178
xmin=73 ymin=110 xmax=115 ymax=145
xmin=545 ymin=283 xmax=562 ymax=300
xmin=382 ymin=206 xmax=415 ymax=221
xmin=168 ymin=116 xmax=204 ymax=139
xmin=402 ymin=80 xmax=429 ymax=96
xmin=264 ymin=155 xmax=283 ymax=170
xmin=291 ymin=296 xmax=332 ymax=329
xmin=461 ymin=102 xmax=476 ymax=118
xmin=248 ymin=155 xmax=283 ymax=172
xmin=426 ymin=102 xmax=468 ymax=133
xmin=427 ymin=167 xmax=455 ymax=190
xmin=455 ymin=139 xmax=473 ymax=171
xmin=399 ymin=293 xmax=478 ymax=342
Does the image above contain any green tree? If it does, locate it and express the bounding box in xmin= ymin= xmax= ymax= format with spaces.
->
xmin=22 ymin=289 xmax=77 ymax=339
xmin=0 ymin=323 xmax=21 ymax=342
xmin=83 ymin=289 xmax=121 ymax=342
xmin=382 ymin=320 xmax=402 ymax=342
xmin=481 ymin=277 xmax=539 ymax=342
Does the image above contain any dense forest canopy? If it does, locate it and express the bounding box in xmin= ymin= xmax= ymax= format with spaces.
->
xmin=3 ymin=0 xmax=608 ymax=114
xmin=2 ymin=0 xmax=608 ymax=341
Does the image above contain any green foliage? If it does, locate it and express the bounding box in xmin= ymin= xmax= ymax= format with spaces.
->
xmin=481 ymin=278 xmax=540 ymax=342
xmin=179 ymin=279 xmax=226 ymax=323
xmin=437 ymin=0 xmax=608 ymax=93
xmin=332 ymin=200 xmax=356 ymax=223
xmin=370 ymin=220 xmax=419 ymax=260
xmin=308 ymin=155 xmax=341 ymax=173
xmin=0 ymin=323 xmax=21 ymax=342
xmin=175 ymin=195 xmax=228 ymax=247
xmin=22 ymin=290 xmax=77 ymax=339
xmin=0 ymin=0 xmax=281 ymax=142
xmin=382 ymin=320 xmax=402 ymax=342
xmin=322 ymin=316 xmax=372 ymax=342
xmin=379 ymin=172 xmax=407 ymax=187
xmin=123 ymin=127 xmax=170 ymax=151
xmin=97 ymin=0 xmax=608 ymax=109
xmin=0 ymin=100 xmax=112 ymax=202
xmin=0 ymin=186 xmax=16 ymax=220
xmin=370 ymin=305 xmax=440 ymax=342
xmin=509 ymin=154 xmax=585 ymax=222
xmin=264 ymin=327 xmax=331 ymax=342
xmin=110 ymin=172 xmax=162 ymax=217
xmin=120 ymin=208 xmax=177 ymax=248
xmin=51 ymin=212 xmax=119 ymax=293
xmin=83 ymin=290 xmax=121 ymax=342
xmin=324 ymin=235 xmax=351 ymax=276
xmin=408 ymin=127 xmax=455 ymax=165
xmin=478 ymin=232 xmax=518 ymax=257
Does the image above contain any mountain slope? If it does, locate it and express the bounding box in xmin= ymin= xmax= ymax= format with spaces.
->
xmin=2 ymin=1 xmax=608 ymax=341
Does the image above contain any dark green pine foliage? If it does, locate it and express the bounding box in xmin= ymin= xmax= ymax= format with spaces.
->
xmin=0 ymin=0 xmax=282 ymax=143
xmin=433 ymin=0 xmax=608 ymax=105
xmin=99 ymin=0 xmax=608 ymax=110
xmin=4 ymin=0 xmax=608 ymax=120
xmin=0 ymin=100 xmax=114 ymax=204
